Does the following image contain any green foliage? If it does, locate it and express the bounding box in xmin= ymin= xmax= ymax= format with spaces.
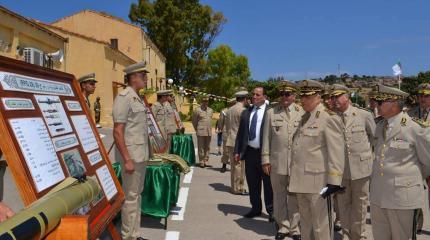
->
xmin=322 ymin=75 xmax=339 ymax=85
xmin=401 ymin=71 xmax=430 ymax=95
xmin=129 ymin=0 xmax=226 ymax=86
xmin=178 ymin=111 xmax=189 ymax=121
xmin=204 ymin=45 xmax=251 ymax=98
xmin=247 ymin=78 xmax=285 ymax=102
xmin=209 ymin=100 xmax=227 ymax=112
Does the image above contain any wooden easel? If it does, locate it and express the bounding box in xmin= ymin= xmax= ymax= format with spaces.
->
xmin=0 ymin=56 xmax=124 ymax=239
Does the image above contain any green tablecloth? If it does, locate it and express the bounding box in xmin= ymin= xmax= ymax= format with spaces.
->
xmin=112 ymin=162 xmax=180 ymax=218
xmin=170 ymin=134 xmax=195 ymax=166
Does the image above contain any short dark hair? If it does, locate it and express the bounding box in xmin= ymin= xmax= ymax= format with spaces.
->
xmin=253 ymin=86 xmax=266 ymax=96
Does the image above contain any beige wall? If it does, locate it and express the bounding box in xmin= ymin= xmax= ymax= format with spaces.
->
xmin=52 ymin=10 xmax=166 ymax=91
xmin=0 ymin=10 xmax=66 ymax=71
xmin=47 ymin=26 xmax=135 ymax=127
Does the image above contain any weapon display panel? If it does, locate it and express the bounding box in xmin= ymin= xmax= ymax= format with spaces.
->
xmin=142 ymin=96 xmax=168 ymax=153
xmin=0 ymin=56 xmax=124 ymax=239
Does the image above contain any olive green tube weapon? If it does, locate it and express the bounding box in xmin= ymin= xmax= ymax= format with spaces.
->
xmin=0 ymin=176 xmax=100 ymax=240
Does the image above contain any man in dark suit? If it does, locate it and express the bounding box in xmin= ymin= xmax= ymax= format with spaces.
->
xmin=234 ymin=87 xmax=274 ymax=220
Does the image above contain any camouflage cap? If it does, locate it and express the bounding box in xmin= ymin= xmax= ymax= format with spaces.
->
xmin=417 ymin=83 xmax=430 ymax=95
xmin=330 ymin=84 xmax=350 ymax=97
xmin=374 ymin=84 xmax=409 ymax=100
xmin=78 ymin=73 xmax=97 ymax=83
xmin=297 ymin=80 xmax=324 ymax=96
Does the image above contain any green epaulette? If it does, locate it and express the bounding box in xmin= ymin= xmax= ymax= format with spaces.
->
xmin=412 ymin=118 xmax=430 ymax=128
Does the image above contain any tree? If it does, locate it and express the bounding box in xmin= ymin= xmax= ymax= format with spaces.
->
xmin=323 ymin=75 xmax=338 ymax=85
xmin=204 ymin=45 xmax=250 ymax=97
xmin=129 ymin=0 xmax=226 ymax=86
xmin=401 ymin=71 xmax=430 ymax=95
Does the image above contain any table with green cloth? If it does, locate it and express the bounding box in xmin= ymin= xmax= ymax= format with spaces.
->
xmin=112 ymin=162 xmax=180 ymax=218
xmin=169 ymin=134 xmax=195 ymax=166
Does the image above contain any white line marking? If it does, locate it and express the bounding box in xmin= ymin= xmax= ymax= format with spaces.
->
xmin=171 ymin=187 xmax=189 ymax=221
xmin=165 ymin=231 xmax=180 ymax=240
xmin=194 ymin=147 xmax=198 ymax=155
xmin=183 ymin=167 xmax=194 ymax=184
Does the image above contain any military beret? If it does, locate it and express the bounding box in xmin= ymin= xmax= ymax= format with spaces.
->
xmin=330 ymin=84 xmax=350 ymax=97
xmin=298 ymin=80 xmax=324 ymax=96
xmin=235 ymin=90 xmax=249 ymax=98
xmin=78 ymin=73 xmax=97 ymax=83
xmin=417 ymin=83 xmax=430 ymax=95
xmin=374 ymin=84 xmax=409 ymax=101
xmin=280 ymin=81 xmax=298 ymax=92
xmin=157 ymin=90 xmax=172 ymax=96
xmin=124 ymin=61 xmax=149 ymax=75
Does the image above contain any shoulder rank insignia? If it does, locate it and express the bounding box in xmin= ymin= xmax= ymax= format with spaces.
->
xmin=324 ymin=108 xmax=336 ymax=116
xmin=316 ymin=111 xmax=320 ymax=118
xmin=412 ymin=118 xmax=430 ymax=128
xmin=294 ymin=106 xmax=300 ymax=112
xmin=401 ymin=117 xmax=407 ymax=126
xmin=352 ymin=112 xmax=356 ymax=116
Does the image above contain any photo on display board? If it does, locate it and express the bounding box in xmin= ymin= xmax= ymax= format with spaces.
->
xmin=60 ymin=148 xmax=86 ymax=177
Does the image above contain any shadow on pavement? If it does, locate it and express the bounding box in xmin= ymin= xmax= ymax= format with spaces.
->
xmin=209 ymin=183 xmax=231 ymax=193
xmin=218 ymin=203 xmax=250 ymax=216
xmin=234 ymin=217 xmax=275 ymax=237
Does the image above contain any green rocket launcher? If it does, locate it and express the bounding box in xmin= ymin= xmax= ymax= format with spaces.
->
xmin=0 ymin=177 xmax=100 ymax=240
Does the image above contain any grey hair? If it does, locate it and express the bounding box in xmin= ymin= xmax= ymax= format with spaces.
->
xmin=397 ymin=99 xmax=405 ymax=110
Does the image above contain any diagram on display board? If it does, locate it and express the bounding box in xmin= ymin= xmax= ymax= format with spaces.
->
xmin=0 ymin=55 xmax=124 ymax=240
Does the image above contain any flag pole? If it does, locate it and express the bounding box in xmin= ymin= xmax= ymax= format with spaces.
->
xmin=398 ymin=74 xmax=401 ymax=90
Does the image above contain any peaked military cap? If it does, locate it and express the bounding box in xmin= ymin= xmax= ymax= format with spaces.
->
xmin=298 ymin=80 xmax=324 ymax=96
xmin=78 ymin=73 xmax=97 ymax=83
xmin=228 ymin=98 xmax=236 ymax=103
xmin=330 ymin=84 xmax=350 ymax=97
xmin=374 ymin=84 xmax=409 ymax=100
xmin=124 ymin=61 xmax=149 ymax=75
xmin=201 ymin=96 xmax=209 ymax=101
xmin=280 ymin=81 xmax=298 ymax=92
xmin=157 ymin=89 xmax=172 ymax=96
xmin=235 ymin=90 xmax=249 ymax=97
xmin=417 ymin=83 xmax=430 ymax=95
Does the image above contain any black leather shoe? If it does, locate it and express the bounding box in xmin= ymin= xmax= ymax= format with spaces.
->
xmin=334 ymin=223 xmax=342 ymax=232
xmin=275 ymin=232 xmax=287 ymax=240
xmin=220 ymin=164 xmax=227 ymax=173
xmin=291 ymin=235 xmax=301 ymax=240
xmin=244 ymin=211 xmax=261 ymax=218
xmin=136 ymin=237 xmax=148 ymax=240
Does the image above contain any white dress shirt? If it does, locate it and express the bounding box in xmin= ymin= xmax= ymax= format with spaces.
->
xmin=248 ymin=103 xmax=266 ymax=148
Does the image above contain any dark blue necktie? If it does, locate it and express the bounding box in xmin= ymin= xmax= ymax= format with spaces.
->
xmin=249 ymin=107 xmax=259 ymax=140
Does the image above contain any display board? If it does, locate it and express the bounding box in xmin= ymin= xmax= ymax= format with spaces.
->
xmin=142 ymin=96 xmax=168 ymax=153
xmin=0 ymin=56 xmax=124 ymax=239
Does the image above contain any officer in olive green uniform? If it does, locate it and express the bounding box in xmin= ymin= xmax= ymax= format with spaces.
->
xmin=261 ymin=82 xmax=302 ymax=240
xmin=408 ymin=83 xmax=430 ymax=234
xmin=325 ymin=84 xmax=376 ymax=240
xmin=164 ymin=92 xmax=178 ymax=152
xmin=370 ymin=84 xmax=430 ymax=240
xmin=192 ymin=96 xmax=213 ymax=167
xmin=226 ymin=91 xmax=248 ymax=194
xmin=78 ymin=73 xmax=97 ymax=110
xmin=289 ymin=80 xmax=333 ymax=240
xmin=408 ymin=83 xmax=430 ymax=122
xmin=113 ymin=61 xmax=150 ymax=240
xmin=151 ymin=90 xmax=170 ymax=137
xmin=219 ymin=99 xmax=236 ymax=172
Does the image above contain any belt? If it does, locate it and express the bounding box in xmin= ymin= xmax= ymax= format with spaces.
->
xmin=246 ymin=145 xmax=260 ymax=151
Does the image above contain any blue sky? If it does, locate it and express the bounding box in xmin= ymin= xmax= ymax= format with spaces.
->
xmin=2 ymin=0 xmax=430 ymax=80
